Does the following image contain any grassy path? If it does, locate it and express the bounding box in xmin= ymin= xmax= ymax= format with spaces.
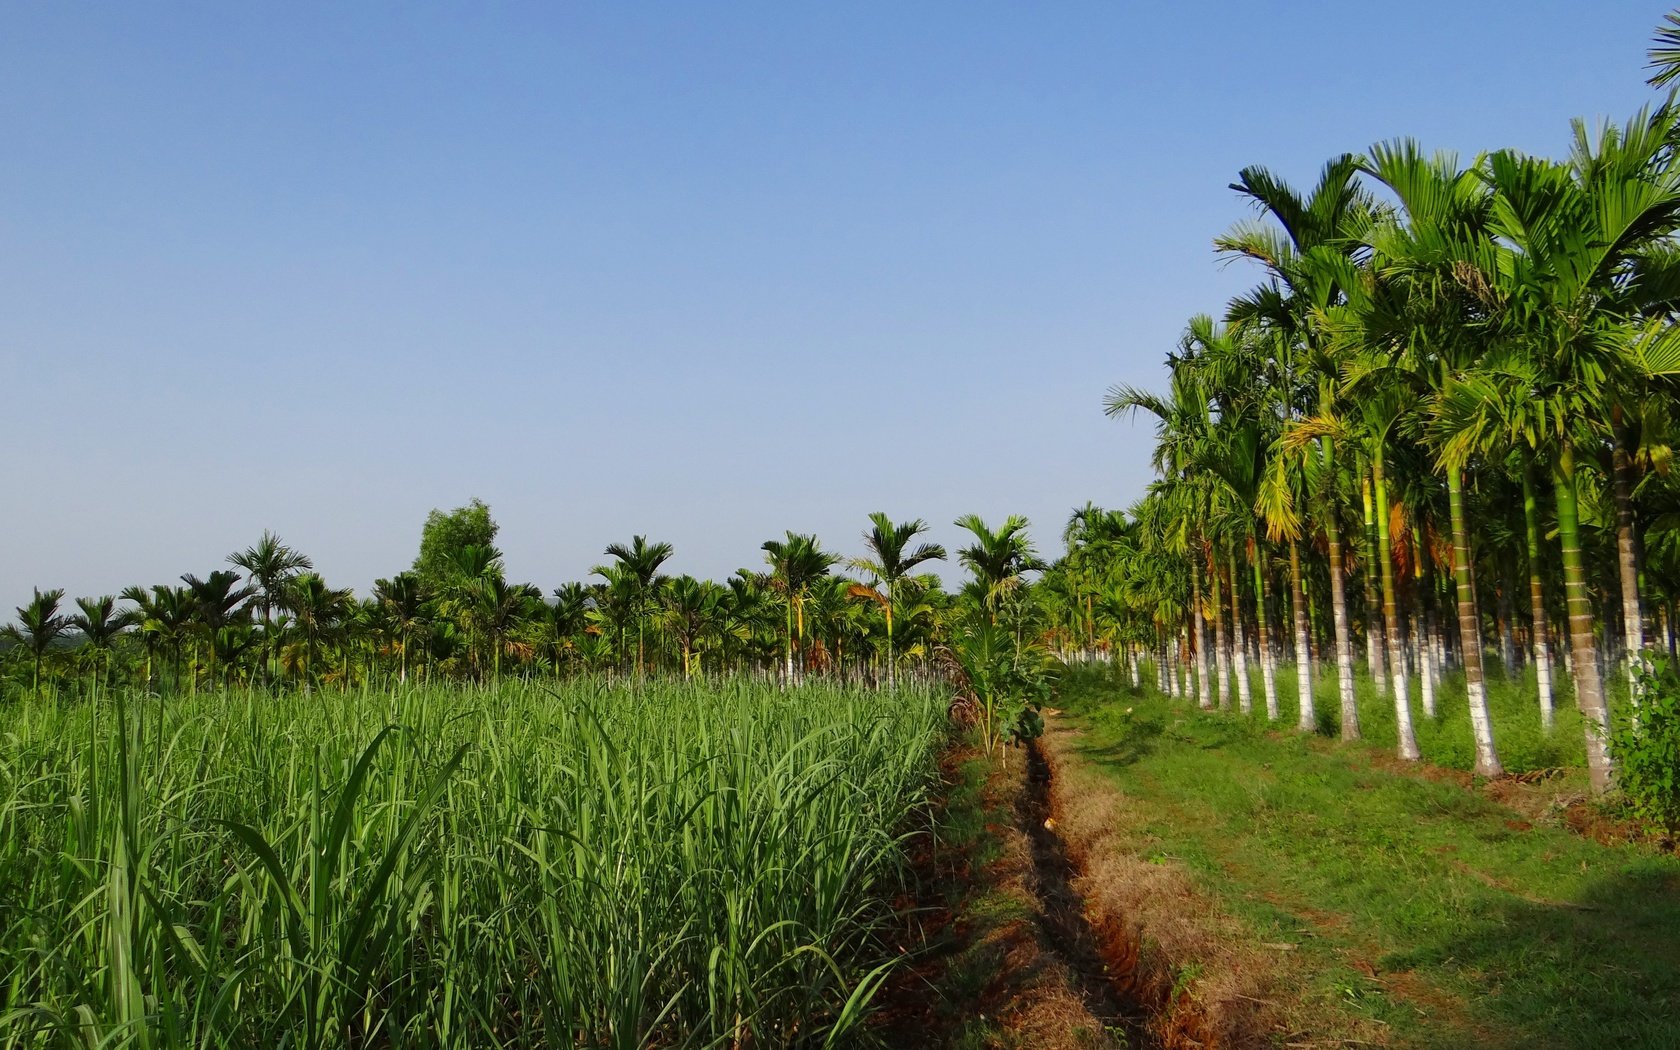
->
xmin=1054 ymin=668 xmax=1680 ymax=1049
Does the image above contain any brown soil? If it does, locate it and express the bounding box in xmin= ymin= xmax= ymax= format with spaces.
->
xmin=869 ymin=742 xmax=1136 ymax=1048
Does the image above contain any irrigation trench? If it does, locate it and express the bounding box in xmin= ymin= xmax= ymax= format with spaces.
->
xmin=1018 ymin=739 xmax=1156 ymax=1047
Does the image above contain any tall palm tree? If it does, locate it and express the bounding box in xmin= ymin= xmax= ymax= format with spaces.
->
xmin=1459 ymin=110 xmax=1680 ymax=792
xmin=120 ymin=583 xmax=195 ymax=691
xmin=230 ymin=531 xmax=312 ymax=683
xmin=1219 ymin=153 xmax=1374 ymax=738
xmin=373 ymin=572 xmax=430 ymax=683
xmin=1648 ymin=8 xmax=1680 ymax=86
xmin=181 ymin=570 xmax=254 ymax=685
xmin=1352 ymin=139 xmax=1510 ymax=774
xmin=1107 ymin=368 xmax=1219 ymax=707
xmin=69 ymin=595 xmax=135 ymax=692
xmin=549 ymin=583 xmax=591 ymax=672
xmin=761 ymin=533 xmax=838 ymax=683
xmin=598 ymin=536 xmax=674 ymax=676
xmin=284 ymin=573 xmax=354 ymax=689
xmin=470 ymin=575 xmax=541 ymax=680
xmin=661 ymin=575 xmax=724 ymax=677
xmin=953 ymin=515 xmax=1044 ymax=624
xmin=4 ymin=588 xmax=69 ymax=695
xmin=849 ymin=513 xmax=947 ymax=688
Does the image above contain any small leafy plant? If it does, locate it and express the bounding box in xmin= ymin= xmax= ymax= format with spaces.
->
xmin=945 ymin=620 xmax=1059 ymax=762
xmin=1609 ymin=657 xmax=1680 ymax=838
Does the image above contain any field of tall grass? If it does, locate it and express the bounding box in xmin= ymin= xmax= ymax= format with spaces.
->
xmin=0 ymin=679 xmax=945 ymax=1048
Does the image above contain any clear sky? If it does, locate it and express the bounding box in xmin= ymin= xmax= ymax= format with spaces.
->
xmin=1 ymin=2 xmax=1668 ymax=604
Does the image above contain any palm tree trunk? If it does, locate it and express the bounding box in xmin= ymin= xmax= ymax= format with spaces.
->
xmin=1373 ymin=455 xmax=1417 ymax=760
xmin=1612 ymin=410 xmax=1645 ymax=701
xmin=784 ymin=599 xmax=795 ymax=685
xmin=1412 ymin=521 xmax=1437 ymax=719
xmin=1555 ymin=442 xmax=1614 ymax=793
xmin=1326 ymin=519 xmax=1360 ymax=738
xmin=1362 ymin=473 xmax=1387 ymax=695
xmin=885 ymin=594 xmax=896 ymax=691
xmin=1210 ymin=549 xmax=1230 ymax=710
xmin=1521 ymin=465 xmax=1555 ymax=731
xmin=1229 ymin=547 xmax=1252 ymax=715
xmin=1289 ymin=539 xmax=1315 ymax=732
xmin=1191 ymin=555 xmax=1211 ymax=709
xmin=1448 ymin=466 xmax=1503 ymax=778
xmin=1253 ymin=546 xmax=1279 ymax=721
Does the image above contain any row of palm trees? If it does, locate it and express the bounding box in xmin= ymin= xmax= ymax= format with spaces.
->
xmin=0 ymin=513 xmax=1050 ymax=697
xmin=1069 ymin=33 xmax=1680 ymax=794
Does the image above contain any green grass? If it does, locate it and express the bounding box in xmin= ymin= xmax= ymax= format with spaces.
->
xmin=1060 ymin=665 xmax=1680 ymax=1048
xmin=0 ymin=679 xmax=945 ymax=1048
xmin=1190 ymin=655 xmax=1595 ymax=776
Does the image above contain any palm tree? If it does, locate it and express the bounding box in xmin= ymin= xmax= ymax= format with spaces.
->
xmin=284 ymin=573 xmax=354 ymax=689
xmin=849 ymin=513 xmax=947 ymax=688
xmin=470 ymin=575 xmax=541 ymax=680
xmin=1350 ymin=140 xmax=1510 ymax=774
xmin=761 ymin=533 xmax=838 ymax=683
xmin=121 ymin=583 xmax=195 ymax=691
xmin=1459 ymin=110 xmax=1680 ymax=792
xmin=662 ymin=575 xmax=725 ymax=677
xmin=1108 ymin=367 xmax=1221 ymax=706
xmin=1219 ymin=153 xmax=1374 ymax=738
xmin=1648 ymin=8 xmax=1680 ymax=86
xmin=181 ymin=570 xmax=254 ymax=686
xmin=598 ymin=536 xmax=674 ymax=676
xmin=954 ymin=515 xmax=1044 ymax=626
xmin=548 ymin=583 xmax=591 ymax=672
xmin=230 ymin=531 xmax=312 ymax=683
xmin=373 ymin=572 xmax=430 ymax=683
xmin=3 ymin=588 xmax=69 ymax=695
xmin=69 ymin=595 xmax=135 ymax=692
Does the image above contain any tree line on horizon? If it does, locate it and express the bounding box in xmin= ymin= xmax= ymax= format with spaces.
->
xmin=0 ymin=498 xmax=1063 ymax=702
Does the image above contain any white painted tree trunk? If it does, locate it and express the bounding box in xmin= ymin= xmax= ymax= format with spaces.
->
xmin=1213 ymin=581 xmax=1231 ymax=711
xmin=1232 ymin=612 xmax=1252 ymax=715
xmin=1192 ymin=559 xmax=1211 ymax=710
xmin=1289 ymin=540 xmax=1315 ymax=733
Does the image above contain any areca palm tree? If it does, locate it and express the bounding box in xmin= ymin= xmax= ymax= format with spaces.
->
xmin=661 ymin=575 xmax=725 ymax=677
xmin=954 ymin=515 xmax=1044 ymax=632
xmin=761 ymin=532 xmax=838 ymax=683
xmin=1108 ymin=364 xmax=1221 ymax=708
xmin=470 ymin=575 xmax=541 ymax=679
xmin=1451 ymin=109 xmax=1680 ymax=792
xmin=1350 ymin=140 xmax=1510 ymax=774
xmin=1219 ymin=153 xmax=1374 ymax=737
xmin=284 ymin=573 xmax=354 ymax=689
xmin=230 ymin=531 xmax=312 ymax=683
xmin=598 ymin=535 xmax=674 ymax=676
xmin=181 ymin=570 xmax=254 ymax=685
xmin=373 ymin=572 xmax=430 ymax=682
xmin=121 ymin=583 xmax=195 ymax=691
xmin=548 ymin=583 xmax=591 ymax=672
xmin=69 ymin=595 xmax=135 ymax=692
xmin=4 ymin=588 xmax=70 ymax=695
xmin=849 ymin=513 xmax=946 ymax=688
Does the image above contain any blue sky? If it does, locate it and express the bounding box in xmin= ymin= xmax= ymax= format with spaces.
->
xmin=1 ymin=2 xmax=1667 ymax=603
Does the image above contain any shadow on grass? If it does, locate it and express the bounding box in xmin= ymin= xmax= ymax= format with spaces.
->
xmin=1384 ymin=864 xmax=1680 ymax=1049
xmin=1078 ymin=712 xmax=1166 ymax=767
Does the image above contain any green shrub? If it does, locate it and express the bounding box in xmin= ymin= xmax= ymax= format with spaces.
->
xmin=1610 ymin=658 xmax=1680 ymax=836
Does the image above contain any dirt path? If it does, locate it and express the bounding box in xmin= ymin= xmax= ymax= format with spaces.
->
xmin=1019 ymin=740 xmax=1155 ymax=1044
xmin=870 ymin=742 xmax=1156 ymax=1048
